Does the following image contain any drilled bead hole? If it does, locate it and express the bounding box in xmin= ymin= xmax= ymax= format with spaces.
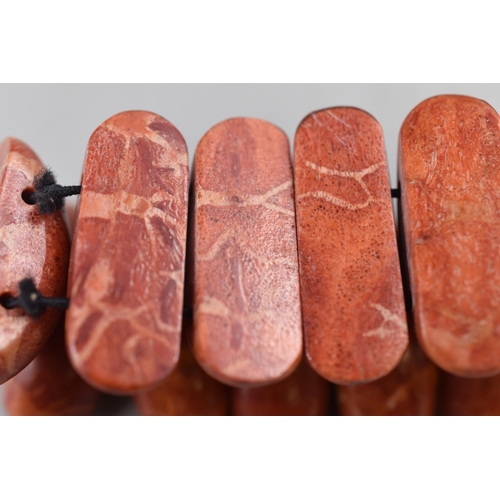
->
xmin=0 ymin=292 xmax=16 ymax=309
xmin=21 ymin=188 xmax=36 ymax=205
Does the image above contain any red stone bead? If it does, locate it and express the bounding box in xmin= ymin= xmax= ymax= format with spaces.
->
xmin=399 ymin=95 xmax=500 ymax=377
xmin=66 ymin=111 xmax=189 ymax=394
xmin=337 ymin=337 xmax=438 ymax=416
xmin=294 ymin=108 xmax=408 ymax=384
xmin=0 ymin=138 xmax=70 ymax=384
xmin=3 ymin=318 xmax=101 ymax=415
xmin=232 ymin=359 xmax=330 ymax=416
xmin=134 ymin=320 xmax=230 ymax=416
xmin=438 ymin=371 xmax=500 ymax=416
xmin=191 ymin=118 xmax=303 ymax=387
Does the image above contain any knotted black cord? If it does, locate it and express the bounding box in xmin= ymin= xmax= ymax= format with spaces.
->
xmin=1 ymin=279 xmax=69 ymax=318
xmin=23 ymin=168 xmax=81 ymax=214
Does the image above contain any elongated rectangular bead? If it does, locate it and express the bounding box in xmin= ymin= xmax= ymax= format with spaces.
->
xmin=191 ymin=118 xmax=303 ymax=387
xmin=66 ymin=111 xmax=189 ymax=394
xmin=399 ymin=95 xmax=500 ymax=377
xmin=294 ymin=108 xmax=408 ymax=384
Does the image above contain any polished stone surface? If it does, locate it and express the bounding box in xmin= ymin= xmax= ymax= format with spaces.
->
xmin=66 ymin=111 xmax=189 ymax=394
xmin=294 ymin=108 xmax=408 ymax=384
xmin=0 ymin=138 xmax=70 ymax=384
xmin=399 ymin=95 xmax=500 ymax=377
xmin=191 ymin=118 xmax=302 ymax=387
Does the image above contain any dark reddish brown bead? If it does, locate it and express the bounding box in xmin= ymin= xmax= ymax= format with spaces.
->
xmin=134 ymin=321 xmax=230 ymax=416
xmin=294 ymin=108 xmax=408 ymax=384
xmin=438 ymin=371 xmax=500 ymax=416
xmin=191 ymin=118 xmax=303 ymax=387
xmin=0 ymin=138 xmax=70 ymax=384
xmin=232 ymin=359 xmax=330 ymax=416
xmin=66 ymin=111 xmax=189 ymax=394
xmin=3 ymin=318 xmax=101 ymax=415
xmin=399 ymin=95 xmax=500 ymax=377
xmin=337 ymin=337 xmax=438 ymax=416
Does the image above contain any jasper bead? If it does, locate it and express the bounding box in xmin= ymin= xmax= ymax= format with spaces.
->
xmin=66 ymin=111 xmax=189 ymax=394
xmin=399 ymin=95 xmax=500 ymax=377
xmin=0 ymin=138 xmax=70 ymax=384
xmin=294 ymin=108 xmax=408 ymax=384
xmin=191 ymin=118 xmax=303 ymax=387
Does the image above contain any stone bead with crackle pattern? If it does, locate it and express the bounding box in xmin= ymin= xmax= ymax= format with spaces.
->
xmin=294 ymin=108 xmax=408 ymax=384
xmin=0 ymin=138 xmax=70 ymax=384
xmin=399 ymin=95 xmax=500 ymax=377
xmin=66 ymin=111 xmax=189 ymax=395
xmin=191 ymin=118 xmax=303 ymax=387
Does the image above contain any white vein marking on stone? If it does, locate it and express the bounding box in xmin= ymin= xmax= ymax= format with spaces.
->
xmin=103 ymin=121 xmax=185 ymax=175
xmin=196 ymin=296 xmax=283 ymax=322
xmin=305 ymin=160 xmax=384 ymax=182
xmin=197 ymin=181 xmax=294 ymax=216
xmin=325 ymin=110 xmax=352 ymax=128
xmin=363 ymin=303 xmax=407 ymax=338
xmin=6 ymin=152 xmax=39 ymax=178
xmin=76 ymin=301 xmax=177 ymax=364
xmin=198 ymin=228 xmax=234 ymax=262
xmin=301 ymin=160 xmax=386 ymax=208
xmin=261 ymin=202 xmax=295 ymax=217
xmin=298 ymin=190 xmax=383 ymax=210
xmin=81 ymin=190 xmax=177 ymax=227
xmin=311 ymin=113 xmax=323 ymax=126
xmin=197 ymin=296 xmax=231 ymax=318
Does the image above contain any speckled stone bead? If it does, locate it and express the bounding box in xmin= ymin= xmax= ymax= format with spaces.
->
xmin=399 ymin=95 xmax=500 ymax=377
xmin=66 ymin=111 xmax=189 ymax=395
xmin=0 ymin=138 xmax=70 ymax=384
xmin=294 ymin=107 xmax=408 ymax=384
xmin=191 ymin=118 xmax=303 ymax=387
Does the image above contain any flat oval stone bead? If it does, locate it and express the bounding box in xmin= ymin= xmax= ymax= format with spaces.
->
xmin=3 ymin=318 xmax=101 ymax=415
xmin=0 ymin=138 xmax=70 ymax=384
xmin=134 ymin=321 xmax=230 ymax=416
xmin=399 ymin=95 xmax=500 ymax=377
xmin=438 ymin=371 xmax=500 ymax=416
xmin=337 ymin=338 xmax=438 ymax=416
xmin=294 ymin=108 xmax=408 ymax=384
xmin=192 ymin=118 xmax=303 ymax=387
xmin=66 ymin=111 xmax=189 ymax=394
xmin=232 ymin=359 xmax=330 ymax=416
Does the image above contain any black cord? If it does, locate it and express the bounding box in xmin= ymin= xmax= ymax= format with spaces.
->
xmin=1 ymin=279 xmax=69 ymax=318
xmin=24 ymin=168 xmax=81 ymax=214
